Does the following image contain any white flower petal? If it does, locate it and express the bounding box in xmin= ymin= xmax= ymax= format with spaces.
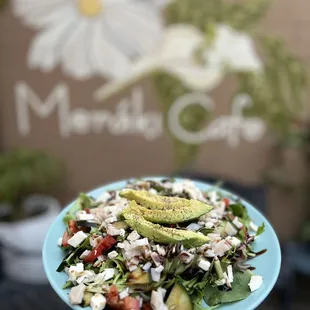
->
xmin=157 ymin=24 xmax=204 ymax=62
xmin=89 ymin=19 xmax=131 ymax=79
xmin=28 ymin=14 xmax=78 ymax=72
xmin=13 ymin=0 xmax=68 ymax=28
xmin=205 ymin=24 xmax=262 ymax=72
xmin=60 ymin=20 xmax=94 ymax=80
xmin=104 ymin=1 xmax=163 ymax=57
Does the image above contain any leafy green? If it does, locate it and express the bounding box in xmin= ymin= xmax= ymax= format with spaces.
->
xmin=63 ymin=193 xmax=96 ymax=225
xmin=57 ymin=238 xmax=90 ymax=272
xmin=256 ymin=223 xmax=266 ymax=236
xmin=229 ymin=204 xmax=251 ymax=227
xmin=204 ymin=271 xmax=252 ymax=306
xmin=62 ymin=281 xmax=73 ymax=289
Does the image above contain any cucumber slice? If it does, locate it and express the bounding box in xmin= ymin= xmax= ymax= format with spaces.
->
xmin=166 ymin=283 xmax=193 ymax=310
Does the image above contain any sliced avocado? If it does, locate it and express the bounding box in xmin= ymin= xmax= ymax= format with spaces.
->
xmin=83 ymin=291 xmax=94 ymax=307
xmin=128 ymin=267 xmax=151 ymax=285
xmin=120 ymin=189 xmax=212 ymax=212
xmin=112 ymin=220 xmax=129 ymax=230
xmin=123 ymin=203 xmax=209 ymax=247
xmin=129 ymin=201 xmax=212 ymax=224
xmin=166 ymin=283 xmax=193 ymax=310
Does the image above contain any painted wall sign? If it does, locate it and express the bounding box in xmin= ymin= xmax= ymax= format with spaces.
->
xmin=15 ymin=81 xmax=267 ymax=147
xmin=1 ymin=0 xmax=308 ymax=191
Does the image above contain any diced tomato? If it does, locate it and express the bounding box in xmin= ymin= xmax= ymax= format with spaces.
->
xmin=223 ymin=198 xmax=230 ymax=208
xmin=83 ymin=235 xmax=117 ymax=263
xmin=84 ymin=208 xmax=91 ymax=214
xmin=106 ymin=285 xmax=120 ymax=308
xmin=62 ymin=230 xmax=71 ymax=247
xmin=68 ymin=220 xmax=79 ymax=234
xmin=141 ymin=303 xmax=152 ymax=310
xmin=122 ymin=296 xmax=140 ymax=310
xmin=106 ymin=286 xmax=140 ymax=310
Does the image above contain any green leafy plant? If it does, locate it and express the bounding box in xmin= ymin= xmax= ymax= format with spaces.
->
xmin=0 ymin=148 xmax=65 ymax=221
xmin=150 ymin=0 xmax=308 ymax=168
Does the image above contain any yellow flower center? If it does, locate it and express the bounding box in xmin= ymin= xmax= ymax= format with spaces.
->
xmin=78 ymin=0 xmax=103 ymax=17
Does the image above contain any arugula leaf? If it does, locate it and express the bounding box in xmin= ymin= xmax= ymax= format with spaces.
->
xmin=63 ymin=193 xmax=95 ymax=225
xmin=256 ymin=223 xmax=265 ymax=236
xmin=204 ymin=270 xmax=252 ymax=306
xmin=229 ymin=204 xmax=251 ymax=227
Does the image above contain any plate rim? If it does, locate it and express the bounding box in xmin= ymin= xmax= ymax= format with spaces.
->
xmin=43 ymin=176 xmax=282 ymax=310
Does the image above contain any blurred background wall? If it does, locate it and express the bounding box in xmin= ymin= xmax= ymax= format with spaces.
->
xmin=1 ymin=0 xmax=310 ymax=309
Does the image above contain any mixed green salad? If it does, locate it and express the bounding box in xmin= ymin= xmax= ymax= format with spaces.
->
xmin=57 ymin=179 xmax=266 ymax=310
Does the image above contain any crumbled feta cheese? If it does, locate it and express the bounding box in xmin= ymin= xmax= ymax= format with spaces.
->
xmin=76 ymin=263 xmax=84 ymax=273
xmin=79 ymin=250 xmax=91 ymax=260
xmin=106 ymin=224 xmax=125 ymax=236
xmin=97 ymin=192 xmax=111 ymax=203
xmin=69 ymin=283 xmax=86 ymax=305
xmin=76 ymin=275 xmax=86 ymax=284
xmin=205 ymin=222 xmax=214 ymax=229
xmin=214 ymin=239 xmax=232 ymax=256
xmin=233 ymin=217 xmax=243 ymax=229
xmin=105 ymin=216 xmax=118 ymax=224
xmin=250 ymin=221 xmax=258 ymax=232
xmin=90 ymin=293 xmax=107 ymax=310
xmin=151 ymin=252 xmax=162 ymax=266
xmin=90 ymin=236 xmax=103 ymax=248
xmin=128 ymin=265 xmax=138 ymax=272
xmin=227 ymin=265 xmax=234 ymax=283
xmin=198 ymin=259 xmax=211 ymax=271
xmin=156 ymin=245 xmax=166 ymax=256
xmin=101 ymin=268 xmax=115 ymax=281
xmin=119 ymin=288 xmax=129 ymax=299
xmin=134 ymin=238 xmax=149 ymax=247
xmin=226 ymin=236 xmax=241 ymax=248
xmin=68 ymin=266 xmax=77 ymax=282
xmin=204 ymin=249 xmax=216 ymax=258
xmin=68 ymin=231 xmax=88 ymax=248
xmin=108 ymin=251 xmax=119 ymax=259
xmin=248 ymin=275 xmax=263 ymax=292
xmin=172 ymin=182 xmax=184 ymax=194
xmin=151 ymin=268 xmax=162 ymax=282
xmin=151 ymin=289 xmax=168 ymax=310
xmin=155 ymin=265 xmax=164 ymax=273
xmin=94 ymin=273 xmax=105 ymax=284
xmin=127 ymin=230 xmax=141 ymax=242
xmin=225 ymin=222 xmax=238 ymax=236
xmin=76 ymin=212 xmax=95 ymax=221
xmin=143 ymin=261 xmax=152 ymax=271
xmin=180 ymin=251 xmax=195 ymax=264
xmin=97 ymin=255 xmax=105 ymax=262
xmin=57 ymin=237 xmax=63 ymax=246
xmin=186 ymin=223 xmax=203 ymax=231
xmin=78 ymin=270 xmax=96 ymax=284
xmin=208 ymin=233 xmax=221 ymax=241
xmin=116 ymin=242 xmax=125 ymax=249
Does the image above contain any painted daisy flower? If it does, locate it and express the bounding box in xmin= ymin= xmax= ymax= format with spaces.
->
xmin=95 ymin=23 xmax=262 ymax=101
xmin=13 ymin=0 xmax=167 ymax=80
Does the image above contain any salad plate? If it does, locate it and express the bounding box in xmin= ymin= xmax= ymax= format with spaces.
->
xmin=43 ymin=177 xmax=281 ymax=310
